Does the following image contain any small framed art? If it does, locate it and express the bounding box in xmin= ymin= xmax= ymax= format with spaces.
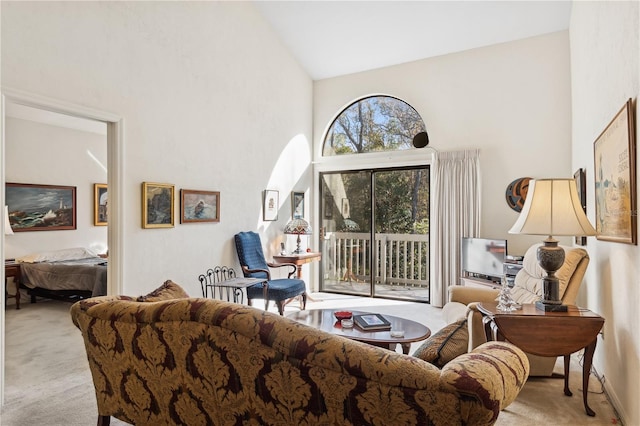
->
xmin=292 ymin=191 xmax=304 ymax=219
xmin=5 ymin=183 xmax=76 ymax=231
xmin=94 ymin=183 xmax=108 ymax=226
xmin=573 ymin=169 xmax=587 ymax=246
xmin=142 ymin=182 xmax=175 ymax=228
xmin=263 ymin=190 xmax=279 ymax=221
xmin=181 ymin=189 xmax=220 ymax=223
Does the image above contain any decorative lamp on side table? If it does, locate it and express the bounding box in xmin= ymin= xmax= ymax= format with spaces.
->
xmin=283 ymin=217 xmax=312 ymax=254
xmin=509 ymin=179 xmax=597 ymax=312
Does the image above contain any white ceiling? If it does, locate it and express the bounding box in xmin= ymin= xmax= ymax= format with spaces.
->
xmin=254 ymin=1 xmax=572 ymax=80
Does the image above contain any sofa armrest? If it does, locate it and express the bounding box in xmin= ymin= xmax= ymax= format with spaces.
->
xmin=448 ymin=285 xmax=500 ymax=305
xmin=439 ymin=341 xmax=529 ymax=424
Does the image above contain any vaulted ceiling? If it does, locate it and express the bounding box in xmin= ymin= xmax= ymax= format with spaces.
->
xmin=254 ymin=1 xmax=572 ymax=80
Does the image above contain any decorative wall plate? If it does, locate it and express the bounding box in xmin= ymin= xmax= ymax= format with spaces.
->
xmin=505 ymin=177 xmax=531 ymax=212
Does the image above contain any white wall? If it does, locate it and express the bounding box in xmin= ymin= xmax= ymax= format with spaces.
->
xmin=4 ymin=116 xmax=108 ymax=258
xmin=1 ymin=1 xmax=313 ymax=297
xmin=314 ymin=31 xmax=573 ymax=257
xmin=570 ymin=2 xmax=639 ymax=424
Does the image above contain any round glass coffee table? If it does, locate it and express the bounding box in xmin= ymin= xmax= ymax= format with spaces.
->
xmin=287 ymin=309 xmax=431 ymax=354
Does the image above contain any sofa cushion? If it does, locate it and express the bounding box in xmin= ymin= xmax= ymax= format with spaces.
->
xmin=137 ymin=280 xmax=189 ymax=302
xmin=412 ymin=319 xmax=468 ymax=367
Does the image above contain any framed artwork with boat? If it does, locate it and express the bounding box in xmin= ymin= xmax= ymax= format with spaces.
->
xmin=5 ymin=183 xmax=77 ymax=232
xmin=180 ymin=189 xmax=220 ymax=223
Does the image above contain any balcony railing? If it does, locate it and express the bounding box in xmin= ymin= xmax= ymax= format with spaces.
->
xmin=322 ymin=232 xmax=429 ymax=289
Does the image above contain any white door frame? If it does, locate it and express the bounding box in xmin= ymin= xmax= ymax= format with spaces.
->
xmin=0 ymin=87 xmax=125 ymax=404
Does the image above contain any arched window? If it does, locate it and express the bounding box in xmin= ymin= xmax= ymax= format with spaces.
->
xmin=323 ymin=95 xmax=426 ymax=156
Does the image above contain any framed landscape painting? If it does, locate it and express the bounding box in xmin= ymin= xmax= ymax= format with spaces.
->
xmin=593 ymin=98 xmax=637 ymax=244
xmin=5 ymin=183 xmax=76 ymax=231
xmin=94 ymin=183 xmax=108 ymax=226
xmin=142 ymin=182 xmax=175 ymax=228
xmin=181 ymin=189 xmax=220 ymax=223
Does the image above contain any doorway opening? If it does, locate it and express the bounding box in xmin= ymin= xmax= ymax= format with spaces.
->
xmin=1 ymin=88 xmax=124 ymax=405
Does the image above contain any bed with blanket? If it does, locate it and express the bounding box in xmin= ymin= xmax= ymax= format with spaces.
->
xmin=16 ymin=248 xmax=108 ymax=303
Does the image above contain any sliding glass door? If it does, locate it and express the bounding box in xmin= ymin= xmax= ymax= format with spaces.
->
xmin=319 ymin=167 xmax=429 ymax=302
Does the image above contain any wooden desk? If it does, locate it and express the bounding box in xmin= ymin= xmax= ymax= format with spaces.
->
xmin=477 ymin=302 xmax=604 ymax=416
xmin=5 ymin=260 xmax=21 ymax=309
xmin=272 ymin=252 xmax=321 ymax=279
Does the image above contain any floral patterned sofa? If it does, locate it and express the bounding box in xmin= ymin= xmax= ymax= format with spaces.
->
xmin=70 ymin=282 xmax=529 ymax=426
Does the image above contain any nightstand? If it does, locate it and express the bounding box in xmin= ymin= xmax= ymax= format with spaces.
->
xmin=5 ymin=260 xmax=21 ymax=309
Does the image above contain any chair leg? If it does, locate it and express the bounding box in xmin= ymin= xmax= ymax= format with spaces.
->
xmin=300 ymin=292 xmax=307 ymax=311
xmin=97 ymin=415 xmax=111 ymax=426
xmin=276 ymin=300 xmax=285 ymax=315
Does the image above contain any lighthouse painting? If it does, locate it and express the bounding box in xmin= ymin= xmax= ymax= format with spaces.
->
xmin=5 ymin=183 xmax=76 ymax=231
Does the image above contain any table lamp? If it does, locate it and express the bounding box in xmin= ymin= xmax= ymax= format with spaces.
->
xmin=509 ymin=178 xmax=596 ymax=311
xmin=5 ymin=205 xmax=14 ymax=235
xmin=284 ymin=218 xmax=312 ymax=254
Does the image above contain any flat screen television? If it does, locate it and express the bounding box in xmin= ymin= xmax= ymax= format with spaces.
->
xmin=461 ymin=237 xmax=507 ymax=283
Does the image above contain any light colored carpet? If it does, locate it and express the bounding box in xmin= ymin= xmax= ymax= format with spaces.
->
xmin=1 ymin=294 xmax=621 ymax=425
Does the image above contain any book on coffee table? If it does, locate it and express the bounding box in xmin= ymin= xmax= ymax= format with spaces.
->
xmin=353 ymin=313 xmax=391 ymax=331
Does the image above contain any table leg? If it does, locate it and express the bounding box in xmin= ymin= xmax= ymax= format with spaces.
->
xmin=563 ymin=355 xmax=572 ymax=396
xmin=582 ymin=339 xmax=597 ymax=417
xmin=482 ymin=315 xmax=493 ymax=341
xmin=400 ymin=343 xmax=411 ymax=355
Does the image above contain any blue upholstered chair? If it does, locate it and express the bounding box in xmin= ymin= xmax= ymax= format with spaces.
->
xmin=234 ymin=231 xmax=307 ymax=315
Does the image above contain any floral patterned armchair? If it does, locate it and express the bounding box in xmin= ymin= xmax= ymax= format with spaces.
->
xmin=71 ymin=288 xmax=529 ymax=426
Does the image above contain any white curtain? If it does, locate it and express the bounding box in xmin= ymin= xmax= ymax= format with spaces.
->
xmin=430 ymin=149 xmax=481 ymax=307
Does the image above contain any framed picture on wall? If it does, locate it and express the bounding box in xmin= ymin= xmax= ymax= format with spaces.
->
xmin=593 ymin=98 xmax=637 ymax=244
xmin=292 ymin=191 xmax=304 ymax=219
xmin=263 ymin=190 xmax=279 ymax=221
xmin=5 ymin=182 xmax=76 ymax=231
xmin=573 ymin=169 xmax=587 ymax=246
xmin=94 ymin=183 xmax=108 ymax=226
xmin=181 ymin=189 xmax=220 ymax=223
xmin=142 ymin=182 xmax=175 ymax=228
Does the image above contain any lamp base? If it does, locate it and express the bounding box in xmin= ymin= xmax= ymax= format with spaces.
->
xmin=535 ymin=300 xmax=568 ymax=312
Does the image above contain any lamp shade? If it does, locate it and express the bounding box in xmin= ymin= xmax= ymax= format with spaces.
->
xmin=284 ymin=218 xmax=312 ymax=235
xmin=509 ymin=178 xmax=596 ymax=237
xmin=341 ymin=218 xmax=360 ymax=232
xmin=5 ymin=205 xmax=14 ymax=235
